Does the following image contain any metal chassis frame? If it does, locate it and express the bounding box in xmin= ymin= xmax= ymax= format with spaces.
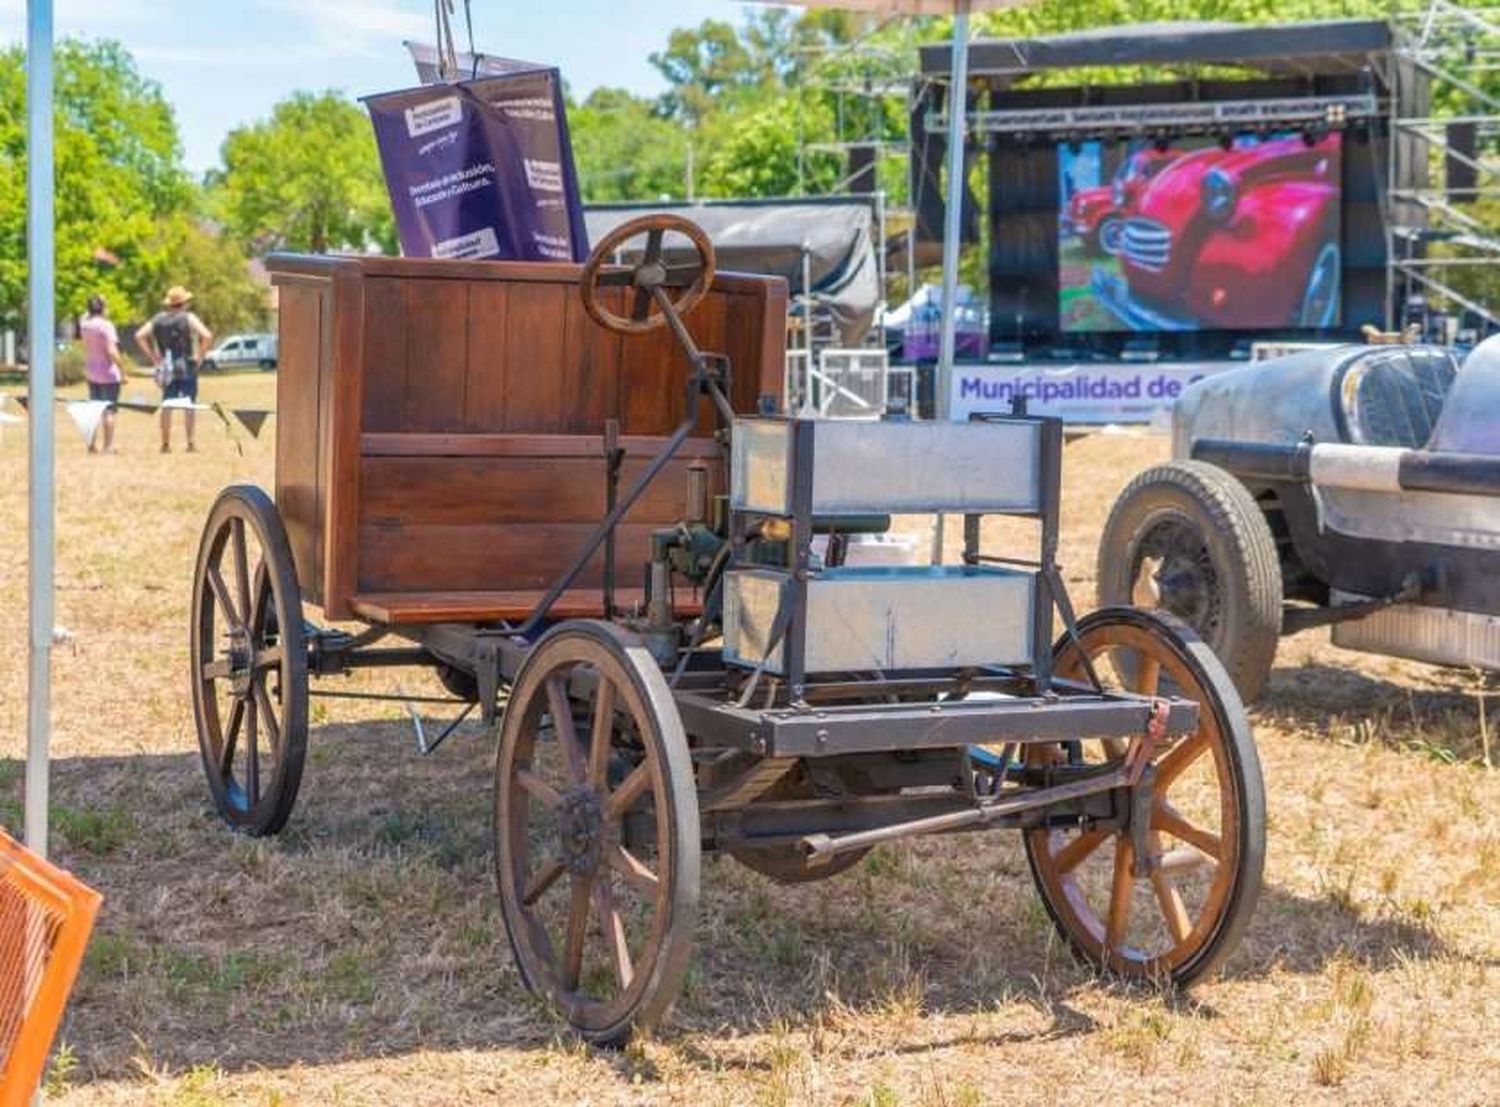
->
xmin=293 ymin=379 xmax=1187 ymax=861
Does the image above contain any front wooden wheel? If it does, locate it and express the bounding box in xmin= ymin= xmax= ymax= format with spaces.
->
xmin=1024 ymin=607 xmax=1264 ymax=987
xmin=190 ymin=485 xmax=308 ymax=836
xmin=493 ymin=621 xmax=700 ymax=1045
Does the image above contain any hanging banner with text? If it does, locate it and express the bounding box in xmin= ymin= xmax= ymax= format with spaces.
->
xmin=949 ymin=361 xmax=1237 ymax=425
xmin=365 ymin=68 xmax=588 ymax=264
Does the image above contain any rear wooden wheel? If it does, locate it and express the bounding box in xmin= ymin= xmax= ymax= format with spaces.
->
xmin=1024 ymin=608 xmax=1264 ymax=987
xmin=493 ymin=621 xmax=700 ymax=1045
xmin=190 ymin=485 xmax=308 ymax=836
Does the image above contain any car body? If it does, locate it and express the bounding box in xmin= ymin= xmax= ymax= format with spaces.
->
xmin=1066 ymin=149 xmax=1179 ymax=256
xmin=1099 ymin=339 xmax=1500 ymax=699
xmin=202 ymin=332 xmax=277 ymax=371
xmin=1100 ymin=134 xmax=1341 ymax=331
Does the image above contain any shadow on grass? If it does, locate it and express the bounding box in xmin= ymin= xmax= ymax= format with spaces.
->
xmin=0 ymin=714 xmax=1485 ymax=1085
xmin=1258 ymin=660 xmax=1489 ymax=760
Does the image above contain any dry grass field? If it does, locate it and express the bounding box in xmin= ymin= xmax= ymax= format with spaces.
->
xmin=1 ymin=371 xmax=1497 ymax=1106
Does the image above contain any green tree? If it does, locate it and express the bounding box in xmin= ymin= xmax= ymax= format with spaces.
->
xmin=145 ymin=216 xmax=269 ymax=336
xmin=0 ymin=39 xmax=190 ymax=326
xmin=213 ymin=91 xmax=393 ymax=255
xmin=698 ymin=94 xmax=844 ymax=199
xmin=569 ymin=88 xmax=692 ymax=202
xmin=649 ymin=19 xmax=764 ymax=124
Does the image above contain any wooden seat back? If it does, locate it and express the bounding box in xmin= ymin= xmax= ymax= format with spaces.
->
xmin=267 ymin=254 xmax=786 ymax=621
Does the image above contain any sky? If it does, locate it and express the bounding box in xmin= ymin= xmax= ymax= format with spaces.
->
xmin=0 ymin=0 xmax=773 ymax=172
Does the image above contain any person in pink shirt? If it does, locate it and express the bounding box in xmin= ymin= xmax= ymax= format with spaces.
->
xmin=80 ymin=294 xmax=125 ymax=453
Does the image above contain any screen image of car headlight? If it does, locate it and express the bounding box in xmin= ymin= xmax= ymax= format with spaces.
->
xmin=1202 ymin=168 xmax=1238 ymax=224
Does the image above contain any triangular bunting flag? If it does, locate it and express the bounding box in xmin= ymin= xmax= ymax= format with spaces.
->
xmin=65 ymin=400 xmax=109 ymax=447
xmin=233 ymin=408 xmax=271 ymax=438
xmin=13 ymin=395 xmax=27 ymax=411
xmin=159 ymin=397 xmax=211 ymax=411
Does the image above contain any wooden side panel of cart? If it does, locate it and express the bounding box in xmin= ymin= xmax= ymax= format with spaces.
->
xmin=267 ymin=254 xmax=787 ymax=623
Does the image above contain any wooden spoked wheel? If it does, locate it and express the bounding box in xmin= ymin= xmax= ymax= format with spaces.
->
xmin=493 ymin=621 xmax=700 ymax=1045
xmin=729 ymin=764 xmax=872 ymax=884
xmin=190 ymin=485 xmax=308 ymax=836
xmin=1024 ymin=607 xmax=1264 ymax=987
xmin=579 ymin=213 xmax=716 ymax=336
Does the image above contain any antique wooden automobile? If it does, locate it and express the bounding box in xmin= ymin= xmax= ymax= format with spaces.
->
xmin=189 ymin=216 xmax=1265 ymax=1044
xmin=1099 ymin=339 xmax=1500 ymax=701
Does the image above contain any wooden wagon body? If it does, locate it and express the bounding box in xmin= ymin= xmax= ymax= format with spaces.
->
xmin=188 ymin=220 xmax=1265 ymax=1045
xmin=268 ymin=253 xmax=784 ymax=624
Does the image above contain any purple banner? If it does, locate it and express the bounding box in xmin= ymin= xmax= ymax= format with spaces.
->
xmin=364 ymin=68 xmax=588 ymax=263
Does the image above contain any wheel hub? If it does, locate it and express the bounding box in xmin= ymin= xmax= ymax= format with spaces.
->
xmin=225 ymin=627 xmax=254 ymax=698
xmin=558 ymin=786 xmax=605 ymax=875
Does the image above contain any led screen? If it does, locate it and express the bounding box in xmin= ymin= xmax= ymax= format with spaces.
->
xmin=1058 ymin=132 xmax=1343 ymax=331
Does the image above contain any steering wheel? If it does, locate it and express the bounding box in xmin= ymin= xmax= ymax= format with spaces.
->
xmin=580 ymin=214 xmax=717 ymax=336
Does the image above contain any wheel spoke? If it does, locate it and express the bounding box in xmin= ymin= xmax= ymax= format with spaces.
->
xmin=253 ymin=680 xmax=281 ymax=756
xmin=220 ymin=699 xmax=244 ymax=776
xmin=604 ymin=762 xmax=651 ymax=820
xmin=594 ymin=880 xmax=634 ymax=989
xmin=1151 ymin=872 xmax=1192 ymax=944
xmin=546 ymin=676 xmax=586 ymax=784
xmin=516 ymin=768 xmax=563 ymax=810
xmin=588 ymin=679 xmax=616 ymax=788
xmin=206 ymin=565 xmax=240 ymax=628
xmin=1106 ymin=837 xmax=1135 ymax=951
xmin=630 ymin=286 xmax=653 ymax=322
xmin=606 ymin=843 xmax=660 ymax=897
xmin=245 ymin=690 xmax=260 ymax=803
xmin=597 ymin=269 xmax=634 ymax=288
xmin=1153 ymin=800 xmax=1222 ymax=860
xmin=1154 ymin=731 xmax=1209 ymax=790
xmin=1158 ymin=846 xmax=1216 ymax=877
xmin=253 ymin=645 xmax=284 ymax=671
xmin=201 ymin=658 xmax=231 ymax=682
xmin=1052 ymin=827 xmax=1109 ymax=874
xmin=561 ymin=876 xmax=592 ymax=992
xmin=1134 ymin=654 xmax=1161 ymax=696
xmin=522 ymin=859 xmax=566 ymax=906
xmin=230 ymin=518 xmax=252 ymax=626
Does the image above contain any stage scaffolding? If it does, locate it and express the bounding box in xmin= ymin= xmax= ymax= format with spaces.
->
xmin=1390 ymin=0 xmax=1500 ymax=334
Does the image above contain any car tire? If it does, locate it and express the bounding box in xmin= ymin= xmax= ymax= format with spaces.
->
xmin=1097 ymin=461 xmax=1282 ymax=702
xmin=1297 ymin=241 xmax=1341 ymax=328
xmin=260 ymin=359 xmax=275 ymax=370
xmin=201 ymin=359 xmax=217 ymax=373
xmin=1099 ymin=217 xmax=1125 ymax=255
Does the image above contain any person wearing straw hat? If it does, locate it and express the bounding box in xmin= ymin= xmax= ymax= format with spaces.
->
xmin=136 ymin=285 xmax=213 ymax=453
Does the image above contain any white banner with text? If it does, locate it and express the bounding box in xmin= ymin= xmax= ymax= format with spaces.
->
xmin=949 ymin=361 xmax=1238 ymax=425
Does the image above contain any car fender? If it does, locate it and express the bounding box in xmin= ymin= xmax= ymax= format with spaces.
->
xmin=1182 ymin=182 xmax=1338 ymax=326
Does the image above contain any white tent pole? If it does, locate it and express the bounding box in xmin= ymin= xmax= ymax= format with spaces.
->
xmin=26 ymin=0 xmax=55 ymax=861
xmin=930 ymin=0 xmax=971 ymax=563
xmin=935 ymin=0 xmax=970 ymax=423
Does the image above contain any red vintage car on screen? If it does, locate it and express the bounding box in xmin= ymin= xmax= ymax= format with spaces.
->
xmin=1105 ymin=134 xmax=1341 ymax=330
xmin=1067 ymin=148 xmax=1180 ymax=256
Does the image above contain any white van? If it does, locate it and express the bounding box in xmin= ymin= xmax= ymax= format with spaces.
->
xmin=202 ymin=333 xmax=277 ymax=371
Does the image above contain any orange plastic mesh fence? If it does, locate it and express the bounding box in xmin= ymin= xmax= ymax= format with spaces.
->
xmin=0 ymin=829 xmax=101 ymax=1106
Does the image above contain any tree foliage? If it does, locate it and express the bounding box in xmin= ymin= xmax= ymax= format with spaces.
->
xmin=569 ymin=88 xmax=691 ymax=202
xmin=0 ymin=39 xmax=191 ymax=325
xmin=212 ymin=91 xmax=394 ymax=255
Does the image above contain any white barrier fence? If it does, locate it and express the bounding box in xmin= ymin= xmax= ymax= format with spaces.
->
xmin=785 ymin=348 xmax=914 ymax=419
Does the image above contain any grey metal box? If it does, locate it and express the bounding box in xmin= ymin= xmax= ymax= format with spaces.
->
xmin=723 ymin=565 xmax=1036 ymax=674
xmin=730 ymin=418 xmax=1042 ymax=516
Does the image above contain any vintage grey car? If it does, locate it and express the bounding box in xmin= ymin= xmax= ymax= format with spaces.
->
xmin=1098 ymin=337 xmax=1500 ymax=699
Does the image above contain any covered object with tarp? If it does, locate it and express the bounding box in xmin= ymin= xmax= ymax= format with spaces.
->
xmin=585 ymin=198 xmax=881 ymax=344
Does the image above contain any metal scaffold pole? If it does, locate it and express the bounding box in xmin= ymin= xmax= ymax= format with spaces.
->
xmin=935 ymin=0 xmax=970 ymax=423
